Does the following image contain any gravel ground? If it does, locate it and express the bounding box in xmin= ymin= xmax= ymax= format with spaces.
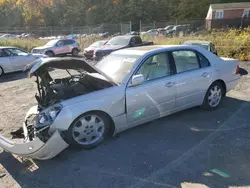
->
xmin=0 ymin=61 xmax=250 ymax=188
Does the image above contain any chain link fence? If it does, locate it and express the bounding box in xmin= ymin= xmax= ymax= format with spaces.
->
xmin=0 ymin=19 xmax=249 ymax=39
xmin=0 ymin=22 xmax=131 ymax=38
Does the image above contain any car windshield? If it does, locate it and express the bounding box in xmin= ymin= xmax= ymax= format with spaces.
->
xmin=95 ymin=54 xmax=140 ymax=83
xmin=106 ymin=37 xmax=130 ymax=46
xmin=165 ymin=26 xmax=174 ymax=30
xmin=45 ymin=40 xmax=58 ymax=46
xmin=90 ymin=41 xmax=106 ymax=47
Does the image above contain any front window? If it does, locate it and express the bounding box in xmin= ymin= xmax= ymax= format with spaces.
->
xmin=95 ymin=54 xmax=140 ymax=83
xmin=5 ymin=48 xmax=28 ymax=56
xmin=106 ymin=37 xmax=130 ymax=46
xmin=215 ymin=10 xmax=224 ymax=19
xmin=45 ymin=40 xmax=59 ymax=47
xmin=136 ymin=53 xmax=170 ymax=82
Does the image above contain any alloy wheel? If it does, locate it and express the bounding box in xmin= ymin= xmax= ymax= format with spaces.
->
xmin=72 ymin=114 xmax=105 ymax=145
xmin=208 ymin=85 xmax=222 ymax=107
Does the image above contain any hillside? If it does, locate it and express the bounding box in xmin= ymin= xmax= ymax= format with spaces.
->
xmin=0 ymin=0 xmax=250 ymax=27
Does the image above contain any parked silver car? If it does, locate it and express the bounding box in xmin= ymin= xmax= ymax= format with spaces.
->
xmin=0 ymin=45 xmax=240 ymax=160
xmin=0 ymin=47 xmax=47 ymax=76
xmin=31 ymin=39 xmax=80 ymax=57
xmin=183 ymin=40 xmax=218 ymax=55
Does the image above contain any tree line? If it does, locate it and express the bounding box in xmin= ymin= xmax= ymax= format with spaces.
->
xmin=0 ymin=0 xmax=249 ymax=27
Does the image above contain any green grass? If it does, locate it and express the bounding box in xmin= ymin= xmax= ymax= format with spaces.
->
xmin=142 ymin=28 xmax=250 ymax=61
xmin=1 ymin=28 xmax=250 ymax=60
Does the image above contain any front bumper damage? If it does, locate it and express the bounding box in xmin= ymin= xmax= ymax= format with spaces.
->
xmin=0 ymin=116 xmax=69 ymax=160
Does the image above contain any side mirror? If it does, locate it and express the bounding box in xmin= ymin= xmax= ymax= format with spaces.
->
xmin=130 ymin=74 xmax=144 ymax=87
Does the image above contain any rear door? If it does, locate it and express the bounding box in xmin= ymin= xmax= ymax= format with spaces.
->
xmin=170 ymin=50 xmax=213 ymax=110
xmin=62 ymin=39 xmax=74 ymax=54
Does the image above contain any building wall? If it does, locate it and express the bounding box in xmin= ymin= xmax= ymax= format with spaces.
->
xmin=224 ymin=9 xmax=244 ymax=19
xmin=212 ymin=9 xmax=248 ymax=19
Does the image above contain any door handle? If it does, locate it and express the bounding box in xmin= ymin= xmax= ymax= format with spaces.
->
xmin=165 ymin=82 xmax=175 ymax=88
xmin=201 ymin=72 xmax=209 ymax=78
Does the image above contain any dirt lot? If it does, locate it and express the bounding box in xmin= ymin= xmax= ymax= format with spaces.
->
xmin=0 ymin=61 xmax=250 ymax=188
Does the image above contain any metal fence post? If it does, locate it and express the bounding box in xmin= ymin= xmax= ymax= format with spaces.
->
xmin=120 ymin=22 xmax=123 ymax=34
xmin=140 ymin=20 xmax=142 ymax=32
xmin=130 ymin=21 xmax=132 ymax=32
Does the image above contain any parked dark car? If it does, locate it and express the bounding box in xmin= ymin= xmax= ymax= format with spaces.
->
xmin=94 ymin=35 xmax=153 ymax=61
xmin=84 ymin=40 xmax=108 ymax=59
xmin=183 ymin=40 xmax=218 ymax=55
xmin=165 ymin=24 xmax=191 ymax=37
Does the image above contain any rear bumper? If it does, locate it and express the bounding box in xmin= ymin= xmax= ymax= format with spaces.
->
xmin=0 ymin=124 xmax=68 ymax=160
xmin=84 ymin=52 xmax=94 ymax=59
xmin=226 ymin=77 xmax=240 ymax=92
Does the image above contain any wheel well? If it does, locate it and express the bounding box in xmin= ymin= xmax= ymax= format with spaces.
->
xmin=75 ymin=110 xmax=115 ymax=137
xmin=214 ymin=79 xmax=227 ymax=96
xmin=45 ymin=50 xmax=54 ymax=55
xmin=0 ymin=66 xmax=4 ymax=73
xmin=72 ymin=48 xmax=79 ymax=51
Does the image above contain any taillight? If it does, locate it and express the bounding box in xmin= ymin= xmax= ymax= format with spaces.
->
xmin=235 ymin=65 xmax=240 ymax=74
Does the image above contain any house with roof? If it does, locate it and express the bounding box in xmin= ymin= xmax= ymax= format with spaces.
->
xmin=205 ymin=2 xmax=250 ymax=30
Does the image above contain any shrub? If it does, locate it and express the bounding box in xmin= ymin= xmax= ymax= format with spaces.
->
xmin=1 ymin=28 xmax=250 ymax=60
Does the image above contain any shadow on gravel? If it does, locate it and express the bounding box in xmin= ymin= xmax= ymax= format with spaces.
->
xmin=0 ymin=71 xmax=27 ymax=83
xmin=0 ymin=97 xmax=250 ymax=188
xmin=239 ymin=67 xmax=248 ymax=76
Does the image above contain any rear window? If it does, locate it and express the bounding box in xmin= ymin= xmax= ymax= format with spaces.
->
xmin=64 ymin=40 xmax=75 ymax=45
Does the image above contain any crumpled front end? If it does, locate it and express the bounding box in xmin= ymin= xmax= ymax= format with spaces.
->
xmin=0 ymin=106 xmax=69 ymax=160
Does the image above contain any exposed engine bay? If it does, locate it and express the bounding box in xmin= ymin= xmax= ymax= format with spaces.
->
xmin=35 ymin=69 xmax=113 ymax=109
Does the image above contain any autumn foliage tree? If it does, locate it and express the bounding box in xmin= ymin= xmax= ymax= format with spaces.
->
xmin=0 ymin=0 xmax=250 ymax=27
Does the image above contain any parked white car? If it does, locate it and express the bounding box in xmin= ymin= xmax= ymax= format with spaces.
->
xmin=141 ymin=29 xmax=158 ymax=37
xmin=0 ymin=47 xmax=47 ymax=76
xmin=31 ymin=39 xmax=80 ymax=57
xmin=0 ymin=45 xmax=240 ymax=160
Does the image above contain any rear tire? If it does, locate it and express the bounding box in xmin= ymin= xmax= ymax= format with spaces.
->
xmin=45 ymin=51 xmax=54 ymax=57
xmin=201 ymin=82 xmax=224 ymax=110
xmin=66 ymin=112 xmax=111 ymax=149
xmin=0 ymin=66 xmax=4 ymax=77
xmin=72 ymin=48 xmax=79 ymax=57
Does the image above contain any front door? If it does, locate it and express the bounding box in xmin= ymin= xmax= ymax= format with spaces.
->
xmin=54 ymin=40 xmax=65 ymax=55
xmin=171 ymin=50 xmax=213 ymax=110
xmin=126 ymin=52 xmax=176 ymax=126
xmin=4 ymin=48 xmax=31 ymax=70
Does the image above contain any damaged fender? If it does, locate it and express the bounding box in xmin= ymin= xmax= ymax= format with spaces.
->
xmin=0 ymin=124 xmax=68 ymax=160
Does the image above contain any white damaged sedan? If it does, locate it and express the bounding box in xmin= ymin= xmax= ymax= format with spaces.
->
xmin=0 ymin=45 xmax=240 ymax=160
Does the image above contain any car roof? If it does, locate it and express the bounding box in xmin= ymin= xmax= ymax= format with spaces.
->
xmin=112 ymin=35 xmax=136 ymax=39
xmin=113 ymin=45 xmax=206 ymax=56
xmin=184 ymin=40 xmax=211 ymax=45
xmin=0 ymin=46 xmax=16 ymax=49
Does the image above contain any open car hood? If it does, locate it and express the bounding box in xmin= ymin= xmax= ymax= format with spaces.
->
xmin=25 ymin=57 xmax=117 ymax=85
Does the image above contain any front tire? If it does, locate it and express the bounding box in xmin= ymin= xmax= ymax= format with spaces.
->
xmin=0 ymin=66 xmax=4 ymax=77
xmin=202 ymin=82 xmax=224 ymax=110
xmin=66 ymin=112 xmax=111 ymax=149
